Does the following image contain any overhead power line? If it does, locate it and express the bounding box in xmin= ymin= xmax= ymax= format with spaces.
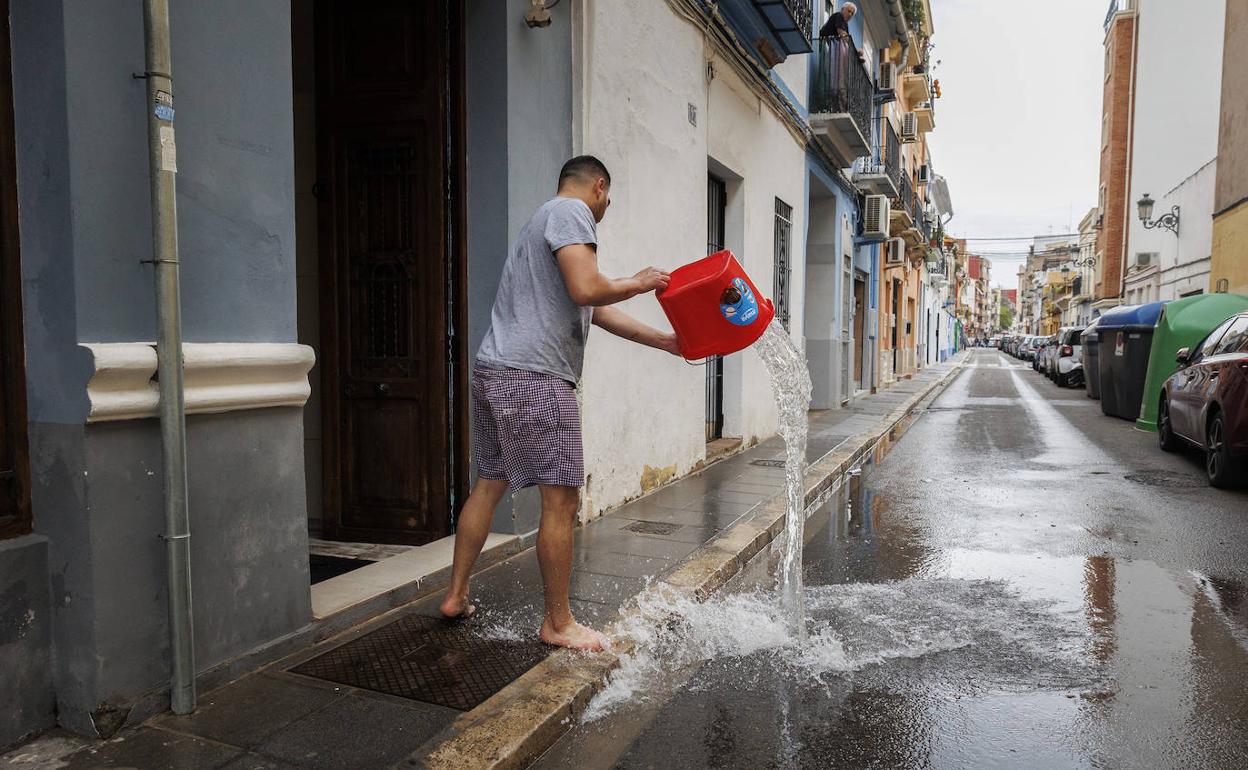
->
xmin=949 ymin=233 xmax=1081 ymax=242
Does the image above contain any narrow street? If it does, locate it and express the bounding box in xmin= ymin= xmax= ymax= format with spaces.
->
xmin=535 ymin=348 xmax=1248 ymax=769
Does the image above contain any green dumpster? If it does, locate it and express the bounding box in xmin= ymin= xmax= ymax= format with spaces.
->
xmin=1134 ymin=293 xmax=1248 ymax=431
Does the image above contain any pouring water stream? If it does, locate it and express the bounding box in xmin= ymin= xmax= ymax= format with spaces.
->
xmin=752 ymin=320 xmax=814 ymax=635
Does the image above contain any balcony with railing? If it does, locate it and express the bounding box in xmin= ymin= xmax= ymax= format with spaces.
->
xmin=890 ymin=166 xmax=915 ymax=233
xmin=916 ymin=198 xmax=933 ymax=243
xmin=809 ymin=35 xmax=873 ymax=166
xmin=898 ymin=190 xmax=925 ymax=247
xmin=852 ymin=118 xmax=901 ymax=197
xmin=902 ymin=67 xmax=931 ymax=104
xmin=914 ymin=100 xmax=935 ymax=133
xmin=720 ymin=0 xmax=813 ymax=66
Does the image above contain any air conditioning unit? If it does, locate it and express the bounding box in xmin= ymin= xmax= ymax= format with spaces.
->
xmin=901 ymin=112 xmax=919 ymax=142
xmin=1137 ymin=253 xmax=1153 ymax=267
xmin=877 ymin=62 xmax=897 ymax=92
xmin=885 ymin=237 xmax=906 ymax=265
xmin=864 ymin=194 xmax=891 ymax=238
xmin=917 ymin=164 xmax=932 ymax=185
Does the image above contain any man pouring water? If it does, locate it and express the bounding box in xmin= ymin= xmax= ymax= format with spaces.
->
xmin=440 ymin=155 xmax=680 ymax=651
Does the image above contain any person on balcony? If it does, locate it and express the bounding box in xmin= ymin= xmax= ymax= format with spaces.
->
xmin=820 ymin=1 xmax=865 ymax=63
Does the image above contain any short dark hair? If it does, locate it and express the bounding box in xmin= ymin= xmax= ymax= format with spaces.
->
xmin=558 ymin=155 xmax=611 ymax=188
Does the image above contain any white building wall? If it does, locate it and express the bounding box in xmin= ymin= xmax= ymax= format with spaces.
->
xmin=574 ymin=0 xmax=809 ymax=518
xmin=1156 ymin=160 xmax=1216 ymax=300
xmin=1125 ymin=0 xmax=1223 ymax=297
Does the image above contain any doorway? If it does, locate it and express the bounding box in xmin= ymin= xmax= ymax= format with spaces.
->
xmin=891 ymin=279 xmax=901 ymax=377
xmin=853 ymin=272 xmax=866 ymax=392
xmin=0 ymin=0 xmax=31 ymax=539
xmin=706 ymin=174 xmax=726 ymax=442
xmin=297 ymin=0 xmax=467 ymax=547
xmin=840 ymin=253 xmax=853 ymax=405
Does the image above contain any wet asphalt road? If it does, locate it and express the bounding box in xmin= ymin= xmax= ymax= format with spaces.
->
xmin=535 ymin=348 xmax=1248 ymax=770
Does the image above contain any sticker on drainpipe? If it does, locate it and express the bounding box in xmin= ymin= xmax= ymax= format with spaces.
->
xmin=159 ymin=125 xmax=177 ymax=173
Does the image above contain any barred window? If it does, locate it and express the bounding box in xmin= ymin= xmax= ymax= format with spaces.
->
xmin=774 ymin=198 xmax=793 ymax=330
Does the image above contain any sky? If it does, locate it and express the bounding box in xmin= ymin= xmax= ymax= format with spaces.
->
xmin=926 ymin=0 xmax=1106 ymax=288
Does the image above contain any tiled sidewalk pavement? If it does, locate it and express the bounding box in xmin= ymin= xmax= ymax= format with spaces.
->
xmin=1 ymin=357 xmax=963 ymax=770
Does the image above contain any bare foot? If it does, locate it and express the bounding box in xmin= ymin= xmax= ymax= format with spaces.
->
xmin=539 ymin=617 xmax=610 ymax=651
xmin=439 ymin=593 xmax=475 ymax=619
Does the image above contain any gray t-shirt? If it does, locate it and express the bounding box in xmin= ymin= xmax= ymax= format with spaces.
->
xmin=477 ymin=197 xmax=597 ymax=383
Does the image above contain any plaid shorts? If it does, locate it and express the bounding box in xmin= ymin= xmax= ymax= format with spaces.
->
xmin=472 ymin=364 xmax=584 ymax=489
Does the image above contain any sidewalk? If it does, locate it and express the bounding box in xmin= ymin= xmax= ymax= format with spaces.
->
xmin=1 ymin=354 xmax=966 ymax=770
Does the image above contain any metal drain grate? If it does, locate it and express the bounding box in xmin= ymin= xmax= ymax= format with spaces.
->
xmin=290 ymin=614 xmax=548 ymax=711
xmin=623 ymin=520 xmax=682 ymax=536
xmin=1123 ymin=470 xmax=1205 ymax=489
xmin=749 ymin=459 xmax=787 ymax=468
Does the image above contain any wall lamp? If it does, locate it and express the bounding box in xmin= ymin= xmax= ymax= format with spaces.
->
xmin=1060 ymin=256 xmax=1097 ymax=276
xmin=1137 ymin=193 xmax=1179 ymax=236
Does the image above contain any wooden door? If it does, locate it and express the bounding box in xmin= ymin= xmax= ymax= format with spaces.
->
xmin=316 ymin=0 xmax=464 ymax=545
xmin=0 ymin=0 xmax=31 ymax=540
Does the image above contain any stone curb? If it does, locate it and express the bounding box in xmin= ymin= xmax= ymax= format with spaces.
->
xmin=400 ymin=359 xmax=966 ymax=770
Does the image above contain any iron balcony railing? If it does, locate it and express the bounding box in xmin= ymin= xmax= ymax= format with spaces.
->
xmin=780 ymin=0 xmax=813 ymax=49
xmin=916 ymin=197 xmax=932 ymax=241
xmin=897 ymin=166 xmax=915 ymax=221
xmin=854 ymin=118 xmax=901 ymax=189
xmin=810 ymin=35 xmax=873 ymax=138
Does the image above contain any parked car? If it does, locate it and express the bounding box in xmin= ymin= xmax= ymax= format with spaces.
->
xmin=1157 ymin=311 xmax=1248 ymax=487
xmin=1021 ymin=336 xmax=1037 ymax=361
xmin=1052 ymin=326 xmax=1085 ymax=387
xmin=1034 ymin=336 xmax=1055 ymax=372
xmin=1044 ymin=334 xmax=1061 ymax=375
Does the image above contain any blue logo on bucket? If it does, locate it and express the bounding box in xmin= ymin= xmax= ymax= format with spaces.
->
xmin=720 ymin=277 xmax=759 ymax=327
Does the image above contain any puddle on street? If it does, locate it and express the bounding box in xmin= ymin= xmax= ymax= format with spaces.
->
xmin=535 ymin=467 xmax=1248 ymax=770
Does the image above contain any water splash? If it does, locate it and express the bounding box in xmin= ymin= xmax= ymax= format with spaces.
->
xmin=583 ymin=577 xmax=1096 ymax=723
xmin=752 ymin=320 xmax=813 ymax=631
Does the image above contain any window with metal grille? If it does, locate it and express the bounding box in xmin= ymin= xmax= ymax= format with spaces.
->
xmin=773 ymin=198 xmax=792 ymax=330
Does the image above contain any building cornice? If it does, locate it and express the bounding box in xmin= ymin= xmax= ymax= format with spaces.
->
xmin=82 ymin=342 xmax=315 ymax=423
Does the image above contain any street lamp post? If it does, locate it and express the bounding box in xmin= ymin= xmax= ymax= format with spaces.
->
xmin=1137 ymin=193 xmax=1180 ymax=236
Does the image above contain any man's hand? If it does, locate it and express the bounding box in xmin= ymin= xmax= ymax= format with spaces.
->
xmin=634 ymin=267 xmax=671 ymax=294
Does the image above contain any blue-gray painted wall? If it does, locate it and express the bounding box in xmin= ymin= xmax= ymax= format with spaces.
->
xmin=467 ymin=0 xmax=573 ymax=535
xmin=2 ymin=0 xmax=571 ymax=741
xmin=7 ymin=0 xmax=308 ymax=737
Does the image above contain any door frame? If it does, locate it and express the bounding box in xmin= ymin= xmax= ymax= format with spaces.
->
xmin=313 ymin=0 xmax=468 ymax=543
xmin=0 ymin=0 xmax=32 ymax=540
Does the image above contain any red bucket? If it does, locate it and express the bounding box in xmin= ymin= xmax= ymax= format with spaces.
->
xmin=657 ymin=250 xmax=775 ymax=360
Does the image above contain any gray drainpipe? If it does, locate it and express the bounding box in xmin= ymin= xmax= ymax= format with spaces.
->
xmin=142 ymin=0 xmax=196 ymax=715
xmin=884 ymin=0 xmax=910 ymax=70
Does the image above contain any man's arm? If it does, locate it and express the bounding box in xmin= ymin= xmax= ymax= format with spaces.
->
xmin=556 ymin=244 xmax=670 ymax=306
xmin=592 ymin=305 xmax=681 ymax=355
